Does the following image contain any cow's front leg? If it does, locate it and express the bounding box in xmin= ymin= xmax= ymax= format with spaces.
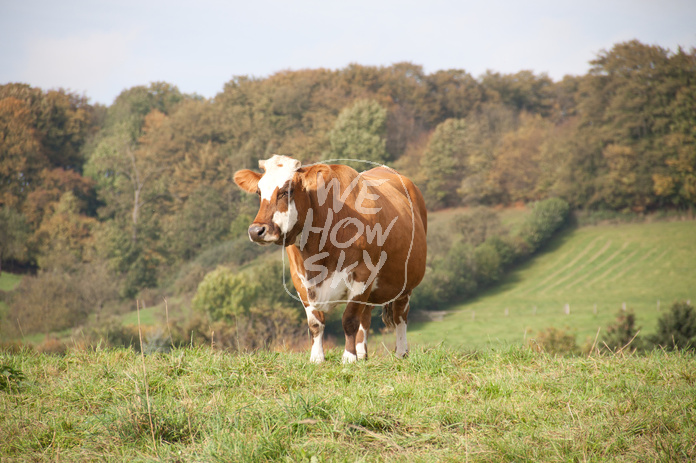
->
xmin=342 ymin=301 xmax=369 ymax=363
xmin=356 ymin=304 xmax=373 ymax=360
xmin=305 ymin=306 xmax=326 ymax=363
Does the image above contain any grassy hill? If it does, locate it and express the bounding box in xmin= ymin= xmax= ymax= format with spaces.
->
xmin=406 ymin=219 xmax=696 ymax=349
xmin=2 ymin=346 xmax=695 ymax=461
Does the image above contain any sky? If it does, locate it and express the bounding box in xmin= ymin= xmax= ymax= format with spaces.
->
xmin=1 ymin=0 xmax=695 ymax=106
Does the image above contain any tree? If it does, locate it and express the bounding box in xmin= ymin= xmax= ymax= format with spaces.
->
xmin=488 ymin=113 xmax=551 ymax=203
xmin=420 ymin=118 xmax=469 ymax=209
xmin=325 ymin=99 xmax=388 ymax=170
xmin=0 ymin=207 xmax=28 ymax=275
xmin=0 ymin=97 xmax=45 ymax=207
xmin=480 ymin=70 xmax=555 ymax=117
xmin=31 ymin=191 xmax=97 ymax=270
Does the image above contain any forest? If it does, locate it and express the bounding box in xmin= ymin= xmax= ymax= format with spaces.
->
xmin=1 ymin=40 xmax=695 ymax=348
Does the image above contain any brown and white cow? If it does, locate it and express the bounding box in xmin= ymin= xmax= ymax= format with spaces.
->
xmin=233 ymin=155 xmax=427 ymax=363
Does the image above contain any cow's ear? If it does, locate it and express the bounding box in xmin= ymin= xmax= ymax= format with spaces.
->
xmin=297 ymin=164 xmax=331 ymax=190
xmin=234 ymin=169 xmax=262 ymax=194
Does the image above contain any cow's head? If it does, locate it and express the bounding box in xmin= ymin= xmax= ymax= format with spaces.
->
xmin=233 ymin=155 xmax=329 ymax=246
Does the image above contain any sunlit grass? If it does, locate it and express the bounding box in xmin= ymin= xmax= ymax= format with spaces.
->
xmin=1 ymin=345 xmax=694 ymax=461
xmin=0 ymin=272 xmax=22 ymax=292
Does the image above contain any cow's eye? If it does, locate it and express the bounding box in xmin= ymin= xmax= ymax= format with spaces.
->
xmin=278 ymin=190 xmax=288 ymax=199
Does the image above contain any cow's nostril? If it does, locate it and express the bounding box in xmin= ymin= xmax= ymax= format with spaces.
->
xmin=248 ymin=224 xmax=267 ymax=242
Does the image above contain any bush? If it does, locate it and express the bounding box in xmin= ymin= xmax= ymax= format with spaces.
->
xmin=473 ymin=241 xmax=502 ymax=284
xmin=518 ymin=198 xmax=570 ymax=251
xmin=8 ymin=271 xmax=88 ymax=334
xmin=192 ymin=267 xmax=257 ymax=321
xmin=528 ymin=327 xmax=578 ymax=356
xmin=649 ymin=301 xmax=696 ymax=351
xmin=601 ymin=308 xmax=642 ymax=352
xmin=188 ymin=261 xmax=304 ymax=350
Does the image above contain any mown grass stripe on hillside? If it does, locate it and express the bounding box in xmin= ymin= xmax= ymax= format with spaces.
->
xmin=557 ymin=241 xmax=636 ymax=293
xmin=585 ymin=246 xmax=642 ymax=289
xmin=605 ymin=247 xmax=666 ymax=286
xmin=517 ymin=235 xmax=606 ymax=297
xmin=539 ymin=239 xmax=615 ymax=294
xmin=557 ymin=241 xmax=630 ymax=292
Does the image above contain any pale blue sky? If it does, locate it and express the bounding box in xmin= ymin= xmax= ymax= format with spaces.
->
xmin=1 ymin=0 xmax=694 ymax=105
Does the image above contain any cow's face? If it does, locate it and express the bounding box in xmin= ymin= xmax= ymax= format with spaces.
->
xmin=234 ymin=155 xmax=325 ymax=246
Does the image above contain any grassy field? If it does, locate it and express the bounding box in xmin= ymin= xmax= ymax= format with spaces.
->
xmin=0 ymin=272 xmax=23 ymax=324
xmin=0 ymin=272 xmax=22 ymax=292
xmin=407 ymin=220 xmax=696 ymax=349
xmin=2 ymin=345 xmax=695 ymax=462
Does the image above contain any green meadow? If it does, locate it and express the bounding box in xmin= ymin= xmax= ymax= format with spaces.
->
xmin=2 ymin=345 xmax=695 ymax=462
xmin=406 ymin=220 xmax=696 ymax=349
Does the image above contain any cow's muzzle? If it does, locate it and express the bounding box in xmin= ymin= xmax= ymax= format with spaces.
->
xmin=248 ymin=223 xmax=276 ymax=245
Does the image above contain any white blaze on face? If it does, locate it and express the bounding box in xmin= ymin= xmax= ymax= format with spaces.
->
xmin=258 ymin=155 xmax=301 ymax=233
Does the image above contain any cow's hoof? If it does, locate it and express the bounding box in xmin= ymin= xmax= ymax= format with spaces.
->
xmin=342 ymin=350 xmax=357 ymax=364
xmin=395 ymin=349 xmax=409 ymax=359
xmin=310 ymin=353 xmax=325 ymax=364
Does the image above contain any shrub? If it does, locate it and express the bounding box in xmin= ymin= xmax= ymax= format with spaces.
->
xmin=528 ymin=327 xmax=578 ymax=356
xmin=8 ymin=271 xmax=88 ymax=334
xmin=192 ymin=267 xmax=259 ymax=321
xmin=473 ymin=241 xmax=502 ymax=285
xmin=518 ymin=197 xmax=570 ymax=251
xmin=452 ymin=208 xmax=505 ymax=247
xmin=601 ymin=308 xmax=642 ymax=352
xmin=188 ymin=261 xmax=304 ymax=350
xmin=649 ymin=301 xmax=696 ymax=351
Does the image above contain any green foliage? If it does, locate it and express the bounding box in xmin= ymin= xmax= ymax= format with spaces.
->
xmin=420 ymin=118 xmax=469 ymax=209
xmin=518 ymin=197 xmax=570 ymax=250
xmin=0 ymin=364 xmax=24 ymax=392
xmin=192 ymin=267 xmax=258 ymax=321
xmin=326 ymin=99 xmax=388 ymax=170
xmin=0 ymin=207 xmax=28 ymax=274
xmin=650 ymin=301 xmax=696 ymax=351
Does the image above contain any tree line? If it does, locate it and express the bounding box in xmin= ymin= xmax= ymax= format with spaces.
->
xmin=1 ymin=40 xmax=695 ymax=340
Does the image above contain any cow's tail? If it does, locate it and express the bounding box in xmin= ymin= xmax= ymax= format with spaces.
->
xmin=382 ymin=302 xmax=395 ymax=329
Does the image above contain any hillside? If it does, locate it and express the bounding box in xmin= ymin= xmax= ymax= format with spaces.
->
xmin=1 ymin=346 xmax=694 ymax=461
xmin=407 ymin=219 xmax=696 ymax=349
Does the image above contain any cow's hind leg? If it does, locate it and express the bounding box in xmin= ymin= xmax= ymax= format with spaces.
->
xmin=306 ymin=307 xmax=326 ymax=363
xmin=390 ymin=294 xmax=411 ymax=358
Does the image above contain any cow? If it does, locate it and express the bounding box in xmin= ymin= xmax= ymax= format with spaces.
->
xmin=233 ymin=155 xmax=427 ymax=363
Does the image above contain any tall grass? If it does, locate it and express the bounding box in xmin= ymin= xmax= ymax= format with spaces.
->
xmin=1 ymin=345 xmax=695 ymax=461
